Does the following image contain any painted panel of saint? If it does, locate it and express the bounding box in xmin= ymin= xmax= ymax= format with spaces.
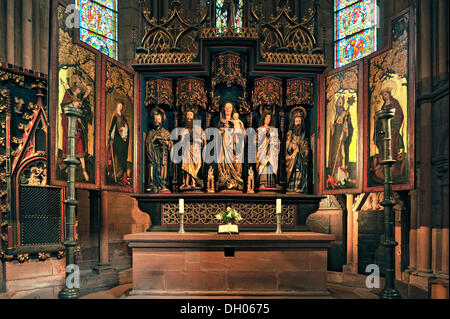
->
xmin=105 ymin=61 xmax=134 ymax=187
xmin=56 ymin=5 xmax=97 ymax=184
xmin=324 ymin=65 xmax=359 ymax=192
xmin=367 ymin=12 xmax=411 ymax=188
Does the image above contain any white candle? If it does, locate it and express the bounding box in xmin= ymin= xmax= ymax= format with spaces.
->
xmin=179 ymin=198 xmax=184 ymax=214
xmin=276 ymin=198 xmax=281 ymax=213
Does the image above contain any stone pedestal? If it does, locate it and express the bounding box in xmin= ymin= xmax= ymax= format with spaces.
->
xmin=124 ymin=232 xmax=335 ymax=298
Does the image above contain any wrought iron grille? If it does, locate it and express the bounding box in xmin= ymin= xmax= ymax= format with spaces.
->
xmin=19 ymin=186 xmax=62 ymax=246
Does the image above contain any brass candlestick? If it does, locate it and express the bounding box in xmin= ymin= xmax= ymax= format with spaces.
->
xmin=59 ymin=106 xmax=82 ymax=299
xmin=376 ymin=107 xmax=401 ymax=300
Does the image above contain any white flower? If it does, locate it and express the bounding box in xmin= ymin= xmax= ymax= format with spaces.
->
xmin=227 ymin=212 xmax=232 ymax=218
xmin=227 ymin=207 xmax=231 ymax=212
xmin=215 ymin=213 xmax=223 ymax=220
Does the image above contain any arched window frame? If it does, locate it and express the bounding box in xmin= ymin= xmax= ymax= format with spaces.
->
xmin=77 ymin=0 xmax=119 ymax=60
xmin=334 ymin=0 xmax=378 ymax=68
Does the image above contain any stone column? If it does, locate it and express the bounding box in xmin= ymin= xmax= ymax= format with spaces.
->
xmin=22 ymin=0 xmax=33 ymax=70
xmin=344 ymin=194 xmax=358 ymax=274
xmin=6 ymin=0 xmax=15 ymax=65
xmin=408 ymin=190 xmax=418 ymax=271
xmin=32 ymin=0 xmax=40 ymax=72
xmin=40 ymin=0 xmax=49 ymax=73
xmin=438 ymin=0 xmax=448 ymax=83
xmin=417 ymin=0 xmax=432 ymax=274
xmin=98 ymin=190 xmax=111 ymax=269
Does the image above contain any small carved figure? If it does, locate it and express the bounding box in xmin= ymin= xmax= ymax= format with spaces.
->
xmin=247 ymin=167 xmax=255 ymax=194
xmin=207 ymin=166 xmax=215 ymax=193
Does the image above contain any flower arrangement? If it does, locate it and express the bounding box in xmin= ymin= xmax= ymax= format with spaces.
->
xmin=215 ymin=207 xmax=243 ymax=224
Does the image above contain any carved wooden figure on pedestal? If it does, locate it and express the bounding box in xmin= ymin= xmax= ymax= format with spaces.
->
xmin=180 ymin=108 xmax=204 ymax=191
xmin=217 ymin=102 xmax=244 ymax=192
xmin=145 ymin=108 xmax=172 ymax=193
xmin=256 ymin=111 xmax=280 ymax=191
xmin=286 ymin=107 xmax=309 ymax=193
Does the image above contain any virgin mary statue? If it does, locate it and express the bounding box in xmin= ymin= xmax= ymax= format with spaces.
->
xmin=217 ymin=102 xmax=244 ymax=191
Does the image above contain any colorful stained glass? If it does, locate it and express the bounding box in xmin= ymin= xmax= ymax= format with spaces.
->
xmin=335 ymin=28 xmax=376 ymax=68
xmin=335 ymin=0 xmax=359 ymax=11
xmin=77 ymin=0 xmax=118 ymax=60
xmin=335 ymin=0 xmax=376 ymax=41
xmin=216 ymin=0 xmax=243 ymax=33
xmin=334 ymin=0 xmax=377 ymax=67
xmin=80 ymin=28 xmax=117 ymax=59
xmin=93 ymin=0 xmax=116 ymax=11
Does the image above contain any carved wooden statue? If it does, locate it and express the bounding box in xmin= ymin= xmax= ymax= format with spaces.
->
xmin=256 ymin=111 xmax=280 ymax=191
xmin=180 ymin=109 xmax=204 ymax=191
xmin=285 ymin=107 xmax=309 ymax=193
xmin=145 ymin=108 xmax=172 ymax=193
xmin=217 ymin=102 xmax=244 ymax=191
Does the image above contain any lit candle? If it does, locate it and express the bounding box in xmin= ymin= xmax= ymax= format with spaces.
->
xmin=276 ymin=198 xmax=281 ymax=213
xmin=179 ymin=198 xmax=184 ymax=214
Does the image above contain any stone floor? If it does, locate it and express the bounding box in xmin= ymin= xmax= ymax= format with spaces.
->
xmin=81 ymin=283 xmax=381 ymax=299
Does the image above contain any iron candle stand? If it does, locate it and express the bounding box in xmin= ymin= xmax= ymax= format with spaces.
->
xmin=376 ymin=107 xmax=401 ymax=299
xmin=59 ymin=106 xmax=83 ymax=299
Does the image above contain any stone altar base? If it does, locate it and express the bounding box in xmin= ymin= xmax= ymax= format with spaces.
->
xmin=124 ymin=232 xmax=335 ymax=298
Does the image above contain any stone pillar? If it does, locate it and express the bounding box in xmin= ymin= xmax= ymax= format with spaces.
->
xmin=40 ymin=0 xmax=49 ymax=73
xmin=97 ymin=190 xmax=111 ymax=271
xmin=438 ymin=0 xmax=448 ymax=83
xmin=32 ymin=0 xmax=40 ymax=72
xmin=22 ymin=0 xmax=33 ymax=70
xmin=344 ymin=194 xmax=358 ymax=274
xmin=408 ymin=190 xmax=418 ymax=271
xmin=417 ymin=0 xmax=432 ymax=274
xmin=6 ymin=0 xmax=15 ymax=65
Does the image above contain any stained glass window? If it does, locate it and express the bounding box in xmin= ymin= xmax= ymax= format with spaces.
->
xmin=216 ymin=0 xmax=244 ymax=33
xmin=77 ymin=0 xmax=118 ymax=60
xmin=334 ymin=0 xmax=377 ymax=68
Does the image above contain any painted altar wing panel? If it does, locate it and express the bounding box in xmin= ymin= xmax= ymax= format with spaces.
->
xmin=335 ymin=0 xmax=377 ymax=41
xmin=55 ymin=4 xmax=98 ymax=187
xmin=321 ymin=63 xmax=363 ymax=195
xmin=104 ymin=61 xmax=135 ymax=189
xmin=366 ymin=11 xmax=413 ymax=191
xmin=335 ymin=28 xmax=376 ymax=68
